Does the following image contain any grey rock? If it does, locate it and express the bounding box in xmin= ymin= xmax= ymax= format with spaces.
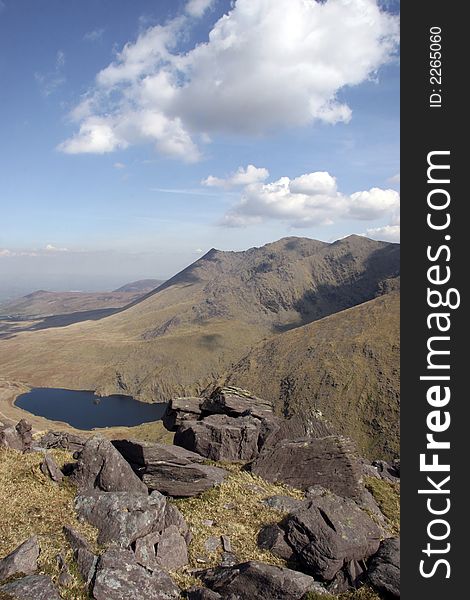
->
xmin=0 ymin=575 xmax=61 ymax=599
xmin=200 ymin=561 xmax=328 ymax=599
xmin=40 ymin=454 xmax=63 ymax=483
xmin=75 ymin=490 xmax=167 ymax=547
xmin=163 ymin=502 xmax=192 ymax=545
xmin=113 ymin=439 xmax=227 ymax=497
xmin=372 ymin=460 xmax=400 ymax=483
xmin=155 ymin=525 xmax=189 ymax=570
xmin=92 ymin=547 xmax=180 ymax=600
xmin=262 ymin=495 xmax=306 ymax=513
xmin=38 ymin=430 xmax=87 ymax=453
xmin=251 ymin=436 xmax=364 ymax=499
xmin=326 ymin=559 xmax=366 ymax=594
xmin=257 ymin=524 xmax=294 ymax=561
xmin=0 ymin=536 xmax=39 ymax=581
xmin=285 ymin=489 xmax=381 ymax=581
xmin=174 ymin=414 xmax=261 ymax=462
xmin=261 ymin=414 xmax=332 ymax=451
xmin=368 ymin=537 xmax=400 ymax=599
xmin=221 ymin=536 xmax=231 ymax=552
xmin=205 ymin=536 xmax=221 ymax=553
xmin=187 ymin=588 xmax=222 ymax=600
xmin=71 ymin=436 xmax=148 ymax=494
xmin=57 ymin=553 xmax=73 ymax=586
xmin=0 ymin=420 xmax=32 ymax=452
xmin=63 ymin=525 xmax=98 ymax=585
xmin=134 ymin=532 xmax=160 ymax=571
xmin=201 ymin=386 xmax=274 ymax=419
xmin=162 ymin=396 xmax=203 ymax=431
xmin=219 ymin=552 xmax=238 ymax=567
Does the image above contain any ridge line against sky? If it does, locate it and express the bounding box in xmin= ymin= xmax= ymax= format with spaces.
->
xmin=0 ymin=0 xmax=400 ymax=297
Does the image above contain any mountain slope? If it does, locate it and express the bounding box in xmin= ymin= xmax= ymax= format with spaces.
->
xmin=226 ymin=291 xmax=400 ymax=460
xmin=0 ymin=236 xmax=399 ymax=404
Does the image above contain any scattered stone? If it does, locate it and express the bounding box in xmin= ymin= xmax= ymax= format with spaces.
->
xmin=221 ymin=536 xmax=231 ymax=552
xmin=75 ymin=490 xmax=167 ymax=547
xmin=0 ymin=419 xmax=32 ymax=452
xmin=187 ymin=587 xmax=222 ymax=600
xmin=155 ymin=525 xmax=189 ymax=570
xmin=0 ymin=536 xmax=39 ymax=581
xmin=162 ymin=396 xmax=203 ymax=431
xmin=0 ymin=575 xmax=61 ymax=599
xmin=40 ymin=454 xmax=63 ymax=483
xmin=251 ymin=436 xmax=364 ymax=499
xmin=285 ymin=489 xmax=381 ymax=581
xmin=202 ymin=520 xmax=214 ymax=527
xmin=257 ymin=524 xmax=294 ymax=561
xmin=262 ymin=495 xmax=306 ymax=513
xmin=92 ymin=547 xmax=180 ymax=600
xmin=372 ymin=460 xmax=400 ymax=483
xmin=38 ymin=431 xmax=87 ymax=453
xmin=200 ymin=561 xmax=328 ymax=598
xmin=205 ymin=536 xmax=221 ymax=553
xmin=113 ymin=439 xmax=227 ymax=497
xmin=63 ymin=525 xmax=98 ymax=585
xmin=71 ymin=437 xmax=147 ymax=494
xmin=219 ymin=552 xmax=238 ymax=568
xmin=56 ymin=553 xmax=73 ymax=587
xmin=174 ymin=414 xmax=262 ymax=462
xmin=367 ymin=537 xmax=400 ymax=599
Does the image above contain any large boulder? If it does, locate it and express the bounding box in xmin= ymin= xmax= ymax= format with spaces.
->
xmin=0 ymin=420 xmax=32 ymax=452
xmin=37 ymin=430 xmax=87 ymax=453
xmin=284 ymin=489 xmax=381 ymax=582
xmin=162 ymin=396 xmax=203 ymax=431
xmin=71 ymin=436 xmax=148 ymax=494
xmin=261 ymin=414 xmax=333 ymax=450
xmin=113 ymin=440 xmax=227 ymax=497
xmin=92 ymin=547 xmax=180 ymax=600
xmin=200 ymin=386 xmax=274 ymax=419
xmin=0 ymin=537 xmax=39 ymax=581
xmin=250 ymin=436 xmax=364 ymax=499
xmin=199 ymin=561 xmax=328 ymax=599
xmin=75 ymin=490 xmax=167 ymax=547
xmin=0 ymin=575 xmax=61 ymax=599
xmin=40 ymin=454 xmax=63 ymax=483
xmin=174 ymin=414 xmax=262 ymax=462
xmin=367 ymin=537 xmax=400 ymax=599
xmin=257 ymin=524 xmax=295 ymax=561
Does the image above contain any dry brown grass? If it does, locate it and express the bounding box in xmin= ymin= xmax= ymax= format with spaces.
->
xmin=0 ymin=448 xmax=98 ymax=600
xmin=365 ymin=476 xmax=400 ymax=536
xmin=173 ymin=463 xmax=304 ymax=589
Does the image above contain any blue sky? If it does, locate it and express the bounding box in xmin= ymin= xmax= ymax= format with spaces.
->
xmin=0 ymin=0 xmax=400 ymax=296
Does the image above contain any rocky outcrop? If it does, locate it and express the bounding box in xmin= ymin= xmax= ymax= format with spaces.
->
xmin=0 ymin=419 xmax=32 ymax=452
xmin=284 ymin=489 xmax=381 ymax=582
xmin=92 ymin=547 xmax=180 ymax=600
xmin=200 ymin=387 xmax=274 ymax=420
xmin=75 ymin=490 xmax=167 ymax=547
xmin=0 ymin=537 xmax=39 ymax=581
xmin=37 ymin=430 xmax=87 ymax=453
xmin=40 ymin=454 xmax=63 ymax=483
xmin=71 ymin=437 xmax=148 ymax=494
xmin=250 ymin=436 xmax=364 ymax=499
xmin=0 ymin=575 xmax=62 ymax=599
xmin=257 ymin=524 xmax=294 ymax=561
xmin=199 ymin=561 xmax=328 ymax=598
xmin=162 ymin=396 xmax=203 ymax=431
xmin=113 ymin=439 xmax=227 ymax=497
xmin=367 ymin=537 xmax=400 ymax=599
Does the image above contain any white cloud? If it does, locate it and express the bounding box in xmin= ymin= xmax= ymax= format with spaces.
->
xmin=113 ymin=162 xmax=126 ymax=169
xmin=221 ymin=170 xmax=400 ymax=228
xmin=84 ymin=28 xmax=105 ymax=42
xmin=388 ymin=173 xmax=400 ymax=185
xmin=365 ymin=224 xmax=400 ymax=242
xmin=202 ymin=165 xmax=269 ymax=188
xmin=185 ymin=0 xmax=215 ymax=18
xmin=35 ymin=50 xmax=66 ymax=97
xmin=45 ymin=244 xmax=69 ymax=252
xmin=59 ymin=0 xmax=399 ymax=160
xmin=0 ymin=249 xmax=12 ymax=257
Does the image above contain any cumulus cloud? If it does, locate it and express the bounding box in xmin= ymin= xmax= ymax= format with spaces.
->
xmin=388 ymin=173 xmax=400 ymax=185
xmin=45 ymin=244 xmax=69 ymax=252
xmin=202 ymin=165 xmax=269 ymax=188
xmin=185 ymin=0 xmax=215 ymax=18
xmin=221 ymin=169 xmax=400 ymax=228
xmin=365 ymin=224 xmax=400 ymax=242
xmin=59 ymin=0 xmax=399 ymax=160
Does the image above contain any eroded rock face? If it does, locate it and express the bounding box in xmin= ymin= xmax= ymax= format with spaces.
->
xmin=200 ymin=387 xmax=274 ymax=420
xmin=113 ymin=439 xmax=227 ymax=497
xmin=92 ymin=547 xmax=180 ymax=600
xmin=38 ymin=430 xmax=87 ymax=453
xmin=367 ymin=537 xmax=400 ymax=599
xmin=250 ymin=435 xmax=364 ymax=499
xmin=174 ymin=414 xmax=262 ymax=462
xmin=71 ymin=437 xmax=148 ymax=494
xmin=162 ymin=396 xmax=203 ymax=431
xmin=0 ymin=537 xmax=39 ymax=581
xmin=75 ymin=490 xmax=167 ymax=547
xmin=284 ymin=489 xmax=381 ymax=582
xmin=0 ymin=575 xmax=61 ymax=600
xmin=199 ymin=560 xmax=328 ymax=599
xmin=0 ymin=419 xmax=32 ymax=452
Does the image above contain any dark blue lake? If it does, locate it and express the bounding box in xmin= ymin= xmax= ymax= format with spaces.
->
xmin=16 ymin=388 xmax=166 ymax=429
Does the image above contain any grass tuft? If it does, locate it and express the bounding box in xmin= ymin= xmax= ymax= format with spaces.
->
xmin=364 ymin=476 xmax=400 ymax=535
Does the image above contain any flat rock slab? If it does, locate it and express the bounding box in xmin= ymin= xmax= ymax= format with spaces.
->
xmin=162 ymin=397 xmax=203 ymax=431
xmin=201 ymin=386 xmax=274 ymax=419
xmin=38 ymin=431 xmax=87 ymax=453
xmin=93 ymin=548 xmax=180 ymax=600
xmin=285 ymin=489 xmax=381 ymax=581
xmin=113 ymin=439 xmax=226 ymax=497
xmin=200 ymin=560 xmax=328 ymax=599
xmin=250 ymin=435 xmax=363 ymax=499
xmin=174 ymin=414 xmax=262 ymax=462
xmin=0 ymin=575 xmax=61 ymax=600
xmin=0 ymin=537 xmax=39 ymax=581
xmin=71 ymin=436 xmax=148 ymax=494
xmin=368 ymin=537 xmax=400 ymax=599
xmin=75 ymin=490 xmax=167 ymax=547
